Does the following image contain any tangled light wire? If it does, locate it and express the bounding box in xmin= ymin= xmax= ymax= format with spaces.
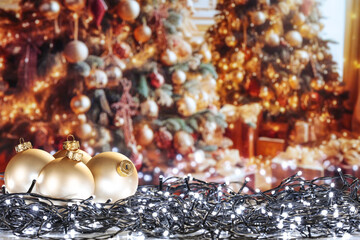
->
xmin=1 ymin=170 xmax=360 ymax=239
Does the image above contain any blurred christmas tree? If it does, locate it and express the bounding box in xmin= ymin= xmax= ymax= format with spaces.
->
xmin=206 ymin=0 xmax=347 ymax=126
xmin=0 ymin=0 xmax=241 ymax=183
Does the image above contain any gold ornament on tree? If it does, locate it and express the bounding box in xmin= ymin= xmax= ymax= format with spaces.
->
xmin=177 ymin=96 xmax=197 ymax=117
xmin=174 ymin=131 xmax=195 ymax=155
xmin=39 ymin=0 xmax=61 ymax=19
xmin=136 ymin=124 xmax=154 ymax=147
xmin=172 ymin=69 xmax=187 ymax=85
xmin=86 ymin=152 xmax=138 ymax=202
xmin=134 ymin=21 xmax=152 ymax=43
xmin=4 ymin=139 xmax=54 ymax=193
xmin=140 ymin=99 xmax=159 ymax=118
xmin=63 ymin=40 xmax=89 ymax=63
xmin=86 ymin=69 xmax=108 ymax=89
xmin=285 ymin=30 xmax=303 ymax=48
xmin=225 ymin=34 xmax=238 ymax=47
xmin=64 ymin=0 xmax=86 ymax=11
xmin=70 ymin=94 xmax=91 ymax=114
xmin=251 ymin=11 xmax=266 ymax=26
xmin=117 ymin=0 xmax=140 ymax=21
xmin=265 ymin=31 xmax=280 ymax=47
xmin=76 ymin=123 xmax=94 ymax=139
xmin=37 ymin=145 xmax=94 ymax=199
xmin=160 ymin=49 xmax=178 ymax=66
xmin=53 ymin=135 xmax=92 ymax=164
xmin=311 ymin=77 xmax=325 ymax=91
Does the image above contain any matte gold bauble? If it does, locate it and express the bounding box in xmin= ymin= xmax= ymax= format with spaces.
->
xmin=160 ymin=49 xmax=177 ymax=66
xmin=86 ymin=70 xmax=108 ymax=89
xmin=64 ymin=0 xmax=86 ymax=11
xmin=225 ymin=34 xmax=237 ymax=47
xmin=63 ymin=40 xmax=89 ymax=63
xmin=87 ymin=152 xmax=138 ymax=202
xmin=5 ymin=143 xmax=54 ymax=193
xmin=136 ymin=124 xmax=154 ymax=147
xmin=37 ymin=155 xmax=94 ymax=199
xmin=117 ymin=0 xmax=140 ymax=21
xmin=53 ymin=149 xmax=91 ymax=164
xmin=172 ymin=70 xmax=187 ymax=85
xmin=310 ymin=77 xmax=325 ymax=91
xmin=134 ymin=24 xmax=152 ymax=43
xmin=140 ymin=99 xmax=159 ymax=118
xmin=70 ymin=94 xmax=91 ymax=114
xmin=174 ymin=131 xmax=194 ymax=156
xmin=76 ymin=123 xmax=93 ymax=139
xmin=39 ymin=0 xmax=61 ymax=19
xmin=285 ymin=30 xmax=302 ymax=48
xmin=251 ymin=11 xmax=266 ymax=26
xmin=288 ymin=75 xmax=300 ymax=90
xmin=265 ymin=31 xmax=280 ymax=47
xmin=291 ymin=12 xmax=305 ymax=26
xmin=177 ymin=96 xmax=197 ymax=117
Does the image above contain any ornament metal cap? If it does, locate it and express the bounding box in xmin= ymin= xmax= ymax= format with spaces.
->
xmin=15 ymin=138 xmax=33 ymax=153
xmin=65 ymin=150 xmax=83 ymax=161
xmin=117 ymin=159 xmax=134 ymax=177
xmin=63 ymin=135 xmax=80 ymax=151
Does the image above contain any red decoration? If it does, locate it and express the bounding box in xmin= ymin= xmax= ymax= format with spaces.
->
xmin=149 ymin=71 xmax=165 ymax=88
xmin=113 ymin=42 xmax=132 ymax=59
xmin=155 ymin=127 xmax=173 ymax=149
xmin=246 ymin=77 xmax=260 ymax=97
xmin=89 ymin=0 xmax=108 ymax=27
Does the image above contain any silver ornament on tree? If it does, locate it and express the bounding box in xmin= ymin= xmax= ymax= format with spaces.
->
xmin=86 ymin=69 xmax=108 ymax=89
xmin=117 ymin=0 xmax=140 ymax=21
xmin=63 ymin=40 xmax=89 ymax=63
xmin=140 ymin=99 xmax=159 ymax=118
xmin=87 ymin=152 xmax=138 ymax=202
xmin=4 ymin=139 xmax=54 ymax=193
xmin=285 ymin=30 xmax=303 ymax=48
xmin=172 ymin=69 xmax=187 ymax=85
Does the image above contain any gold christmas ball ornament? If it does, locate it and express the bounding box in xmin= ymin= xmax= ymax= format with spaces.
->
xmin=251 ymin=11 xmax=266 ymax=26
xmin=177 ymin=96 xmax=197 ymax=117
xmin=5 ymin=140 xmax=54 ymax=193
xmin=172 ymin=70 xmax=187 ymax=85
xmin=63 ymin=0 xmax=86 ymax=11
xmin=231 ymin=51 xmax=245 ymax=64
xmin=285 ymin=30 xmax=303 ymax=48
xmin=39 ymin=0 xmax=61 ymax=19
xmin=299 ymin=24 xmax=317 ymax=39
xmin=278 ymin=2 xmax=290 ymax=16
xmin=134 ymin=24 xmax=152 ymax=43
xmin=76 ymin=123 xmax=94 ymax=139
xmin=160 ymin=49 xmax=177 ymax=66
xmin=294 ymin=50 xmax=310 ymax=65
xmin=174 ymin=131 xmax=195 ymax=156
xmin=86 ymin=152 xmax=138 ymax=202
xmin=288 ymin=94 xmax=299 ymax=111
xmin=265 ymin=31 xmax=280 ymax=47
xmin=288 ymin=75 xmax=301 ymax=90
xmin=117 ymin=0 xmax=140 ymax=21
xmin=37 ymin=150 xmax=95 ymax=199
xmin=291 ymin=12 xmax=306 ymax=27
xmin=140 ymin=99 xmax=159 ymax=118
xmin=63 ymin=40 xmax=89 ymax=63
xmin=310 ymin=77 xmax=325 ymax=91
xmin=136 ymin=124 xmax=154 ymax=147
xmin=225 ymin=34 xmax=238 ymax=47
xmin=218 ymin=24 xmax=228 ymax=35
xmin=86 ymin=70 xmax=108 ymax=89
xmin=233 ymin=70 xmax=245 ymax=83
xmin=105 ymin=66 xmax=122 ymax=87
xmin=70 ymin=94 xmax=91 ymax=114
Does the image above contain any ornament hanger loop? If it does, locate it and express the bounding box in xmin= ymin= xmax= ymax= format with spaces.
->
xmin=19 ymin=138 xmax=25 ymax=144
xmin=67 ymin=134 xmax=76 ymax=142
xmin=15 ymin=138 xmax=32 ymax=153
xmin=63 ymin=135 xmax=80 ymax=151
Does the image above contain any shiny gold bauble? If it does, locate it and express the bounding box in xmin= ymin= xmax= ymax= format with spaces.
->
xmin=86 ymin=70 xmax=108 ymax=89
xmin=87 ymin=152 xmax=138 ymax=202
xmin=63 ymin=0 xmax=85 ymax=11
xmin=233 ymin=70 xmax=245 ymax=83
xmin=212 ymin=51 xmax=221 ymax=61
xmin=310 ymin=77 xmax=325 ymax=91
xmin=136 ymin=124 xmax=154 ymax=147
xmin=259 ymin=86 xmax=274 ymax=100
xmin=285 ymin=30 xmax=303 ymax=48
xmin=63 ymin=40 xmax=89 ymax=63
xmin=39 ymin=0 xmax=61 ymax=19
xmin=174 ymin=131 xmax=194 ymax=156
xmin=105 ymin=66 xmax=122 ymax=87
xmin=225 ymin=34 xmax=238 ymax=47
xmin=76 ymin=123 xmax=93 ymax=139
xmin=160 ymin=49 xmax=177 ymax=66
xmin=70 ymin=94 xmax=91 ymax=114
xmin=288 ymin=94 xmax=299 ymax=111
xmin=299 ymin=24 xmax=317 ymax=39
xmin=218 ymin=58 xmax=229 ymax=72
xmin=5 ymin=149 xmax=54 ymax=193
xmin=134 ymin=24 xmax=152 ymax=43
xmin=294 ymin=50 xmax=310 ymax=65
xmin=117 ymin=0 xmax=140 ymax=21
xmin=140 ymin=99 xmax=159 ymax=118
xmin=278 ymin=2 xmax=290 ymax=15
xmin=251 ymin=11 xmax=266 ymax=26
xmin=172 ymin=70 xmax=187 ymax=85
xmin=288 ymin=75 xmax=300 ymax=90
xmin=53 ymin=149 xmax=92 ymax=164
xmin=218 ymin=24 xmax=228 ymax=35
xmin=177 ymin=96 xmax=197 ymax=117
xmin=265 ymin=31 xmax=280 ymax=47
xmin=291 ymin=12 xmax=305 ymax=26
xmin=231 ymin=18 xmax=241 ymax=31
xmin=37 ymin=156 xmax=94 ymax=199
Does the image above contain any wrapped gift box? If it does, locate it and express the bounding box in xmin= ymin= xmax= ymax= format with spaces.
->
xmin=256 ymin=137 xmax=286 ymax=158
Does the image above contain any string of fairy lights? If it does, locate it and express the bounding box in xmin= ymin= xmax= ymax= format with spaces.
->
xmin=1 ymin=170 xmax=360 ymax=239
